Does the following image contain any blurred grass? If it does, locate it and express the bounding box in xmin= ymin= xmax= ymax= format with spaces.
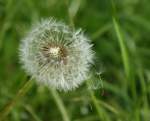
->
xmin=0 ymin=0 xmax=150 ymax=121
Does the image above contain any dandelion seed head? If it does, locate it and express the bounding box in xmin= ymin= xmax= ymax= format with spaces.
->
xmin=19 ymin=18 xmax=94 ymax=91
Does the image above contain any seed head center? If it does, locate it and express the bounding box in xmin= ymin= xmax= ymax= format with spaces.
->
xmin=41 ymin=44 xmax=67 ymax=64
xmin=49 ymin=47 xmax=60 ymax=57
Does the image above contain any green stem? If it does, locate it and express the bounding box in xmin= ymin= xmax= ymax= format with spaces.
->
xmin=64 ymin=0 xmax=75 ymax=28
xmin=112 ymin=17 xmax=130 ymax=79
xmin=0 ymin=78 xmax=33 ymax=121
xmin=91 ymin=23 xmax=112 ymax=40
xmin=24 ymin=104 xmax=42 ymax=121
xmin=50 ymin=88 xmax=70 ymax=121
xmin=111 ymin=0 xmax=137 ymax=100
xmin=86 ymin=81 xmax=106 ymax=121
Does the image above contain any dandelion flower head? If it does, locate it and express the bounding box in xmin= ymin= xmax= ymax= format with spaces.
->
xmin=19 ymin=18 xmax=94 ymax=91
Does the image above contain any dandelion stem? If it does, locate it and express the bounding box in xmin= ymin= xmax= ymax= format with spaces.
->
xmin=50 ymin=88 xmax=70 ymax=121
xmin=0 ymin=77 xmax=33 ymax=121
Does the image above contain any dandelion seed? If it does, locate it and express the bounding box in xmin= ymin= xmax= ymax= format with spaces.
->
xmin=19 ymin=18 xmax=94 ymax=91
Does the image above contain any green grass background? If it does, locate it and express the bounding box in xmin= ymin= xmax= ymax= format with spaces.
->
xmin=0 ymin=0 xmax=150 ymax=121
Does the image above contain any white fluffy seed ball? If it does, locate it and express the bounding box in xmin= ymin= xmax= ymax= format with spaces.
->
xmin=19 ymin=18 xmax=94 ymax=91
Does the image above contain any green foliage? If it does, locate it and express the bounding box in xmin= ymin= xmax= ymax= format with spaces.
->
xmin=0 ymin=0 xmax=150 ymax=121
